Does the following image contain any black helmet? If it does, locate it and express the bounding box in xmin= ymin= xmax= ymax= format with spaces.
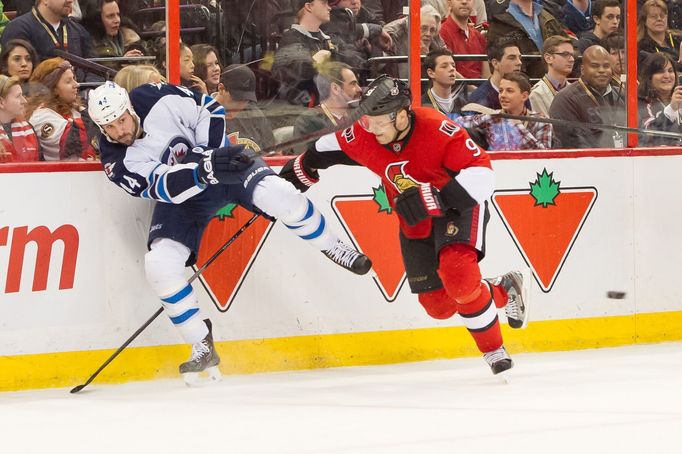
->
xmin=361 ymin=75 xmax=412 ymax=116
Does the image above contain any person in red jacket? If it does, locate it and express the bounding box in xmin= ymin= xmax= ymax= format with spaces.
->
xmin=280 ymin=75 xmax=528 ymax=376
xmin=0 ymin=74 xmax=40 ymax=163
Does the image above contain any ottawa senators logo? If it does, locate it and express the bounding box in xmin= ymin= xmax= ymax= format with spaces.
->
xmin=342 ymin=127 xmax=355 ymax=143
xmin=438 ymin=120 xmax=460 ymax=137
xmin=385 ymin=161 xmax=420 ymax=193
xmin=41 ymin=123 xmax=54 ymax=138
xmin=445 ymin=222 xmax=459 ymax=236
xmin=227 ymin=132 xmax=261 ymax=152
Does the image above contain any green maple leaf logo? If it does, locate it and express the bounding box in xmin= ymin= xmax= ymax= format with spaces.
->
xmin=215 ymin=203 xmax=237 ymax=220
xmin=372 ymin=185 xmax=393 ymax=214
xmin=529 ymin=169 xmax=560 ymax=208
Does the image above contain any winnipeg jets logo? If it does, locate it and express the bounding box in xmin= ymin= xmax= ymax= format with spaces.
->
xmin=104 ymin=161 xmax=116 ymax=179
xmin=163 ymin=137 xmax=192 ymax=165
xmin=385 ymin=161 xmax=420 ymax=193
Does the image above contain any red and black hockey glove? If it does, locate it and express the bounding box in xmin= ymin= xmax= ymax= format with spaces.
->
xmin=394 ymin=184 xmax=444 ymax=226
xmin=279 ymin=154 xmax=319 ymax=193
xmin=193 ymin=145 xmax=254 ymax=185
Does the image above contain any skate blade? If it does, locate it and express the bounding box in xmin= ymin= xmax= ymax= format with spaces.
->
xmin=496 ymin=370 xmax=512 ymax=384
xmin=182 ymin=366 xmax=222 ymax=387
xmin=519 ymin=267 xmax=531 ymax=329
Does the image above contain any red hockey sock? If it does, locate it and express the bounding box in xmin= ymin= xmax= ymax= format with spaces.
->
xmin=418 ymin=288 xmax=458 ymax=320
xmin=456 ymin=283 xmax=503 ymax=354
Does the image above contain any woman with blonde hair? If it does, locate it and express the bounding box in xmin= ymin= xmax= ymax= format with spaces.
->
xmin=27 ymin=58 xmax=98 ymax=161
xmin=113 ymin=64 xmax=164 ymax=92
xmin=0 ymin=74 xmax=40 ymax=163
xmin=638 ymin=0 xmax=682 ymax=70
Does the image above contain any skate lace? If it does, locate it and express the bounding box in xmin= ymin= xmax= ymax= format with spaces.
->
xmin=190 ymin=340 xmax=210 ymax=362
xmin=483 ymin=347 xmax=509 ymax=366
xmin=324 ymin=242 xmax=359 ymax=268
xmin=505 ymin=294 xmax=520 ymax=319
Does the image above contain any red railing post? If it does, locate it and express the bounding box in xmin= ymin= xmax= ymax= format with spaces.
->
xmin=409 ymin=0 xmax=421 ymax=107
xmin=626 ymin=0 xmax=638 ymax=147
xmin=166 ymin=0 xmax=181 ymax=85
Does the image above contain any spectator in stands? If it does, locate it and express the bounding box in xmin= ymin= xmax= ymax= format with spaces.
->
xmin=529 ymin=35 xmax=575 ymax=117
xmin=486 ymin=0 xmax=568 ymax=78
xmin=178 ymin=42 xmax=207 ymax=94
xmin=272 ymin=0 xmax=346 ymax=106
xmin=638 ymin=0 xmax=682 ymax=71
xmin=213 ymin=64 xmax=277 ymax=154
xmin=192 ymin=44 xmax=221 ymax=95
xmin=84 ymin=0 xmax=144 ymax=64
xmin=363 ymin=0 xmax=406 ymax=24
xmin=383 ymin=4 xmax=444 ymax=78
xmin=455 ymin=72 xmax=552 ymax=149
xmin=562 ymin=0 xmax=593 ymax=37
xmin=292 ymin=61 xmax=362 ymax=154
xmin=576 ymin=0 xmax=620 ymax=54
xmin=422 ymin=48 xmax=467 ymax=116
xmin=637 ymin=52 xmax=682 ymax=146
xmin=0 ymin=39 xmax=38 ymax=85
xmin=323 ymin=0 xmax=391 ymax=71
xmin=439 ymin=0 xmax=489 ymax=80
xmin=113 ymin=64 xmax=163 ymax=92
xmin=26 ymin=57 xmax=97 ymax=160
xmin=468 ymin=40 xmax=522 ymax=110
xmin=2 ymin=0 xmax=94 ymax=65
xmin=549 ymin=45 xmax=625 ymax=148
xmin=603 ymin=31 xmax=625 ymax=93
xmin=0 ymin=74 xmax=40 ymax=163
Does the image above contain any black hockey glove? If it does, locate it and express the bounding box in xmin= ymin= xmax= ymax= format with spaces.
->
xmin=279 ymin=154 xmax=319 ymax=193
xmin=394 ymin=184 xmax=444 ymax=226
xmin=193 ymin=145 xmax=254 ymax=185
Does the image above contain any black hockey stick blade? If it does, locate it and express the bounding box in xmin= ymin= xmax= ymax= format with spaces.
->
xmin=70 ymin=214 xmax=262 ymax=394
xmin=258 ymin=76 xmax=395 ymax=155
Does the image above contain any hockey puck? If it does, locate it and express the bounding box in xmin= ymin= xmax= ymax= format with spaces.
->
xmin=607 ymin=291 xmax=627 ymax=299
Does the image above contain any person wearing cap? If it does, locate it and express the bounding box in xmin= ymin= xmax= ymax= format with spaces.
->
xmin=280 ymin=75 xmax=529 ymax=377
xmin=212 ymin=64 xmax=276 ymax=154
xmin=26 ymin=57 xmax=97 ymax=161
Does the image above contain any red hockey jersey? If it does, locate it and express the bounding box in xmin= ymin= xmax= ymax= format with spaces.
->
xmin=315 ymin=107 xmax=495 ymax=238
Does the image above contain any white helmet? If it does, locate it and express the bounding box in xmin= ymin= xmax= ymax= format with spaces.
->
xmin=88 ymin=81 xmax=139 ymax=139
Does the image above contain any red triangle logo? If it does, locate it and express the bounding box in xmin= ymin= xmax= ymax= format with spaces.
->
xmin=194 ymin=204 xmax=274 ymax=311
xmin=331 ymin=189 xmax=406 ymax=301
xmin=492 ymin=169 xmax=597 ymax=292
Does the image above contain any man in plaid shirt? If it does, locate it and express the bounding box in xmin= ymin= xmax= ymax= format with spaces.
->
xmin=456 ymin=72 xmax=553 ymax=150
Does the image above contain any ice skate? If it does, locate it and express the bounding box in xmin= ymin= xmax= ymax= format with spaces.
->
xmin=487 ymin=271 xmax=528 ymax=329
xmin=180 ymin=319 xmax=221 ymax=386
xmin=322 ymin=240 xmax=372 ymax=275
xmin=484 ymin=346 xmax=513 ymax=381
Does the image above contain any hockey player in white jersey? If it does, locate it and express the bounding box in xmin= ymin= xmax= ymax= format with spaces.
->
xmin=88 ymin=81 xmax=371 ymax=384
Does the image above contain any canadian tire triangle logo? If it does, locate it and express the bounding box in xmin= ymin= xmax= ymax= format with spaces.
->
xmin=492 ymin=169 xmax=597 ymax=293
xmin=194 ymin=204 xmax=274 ymax=311
xmin=331 ymin=186 xmax=406 ymax=301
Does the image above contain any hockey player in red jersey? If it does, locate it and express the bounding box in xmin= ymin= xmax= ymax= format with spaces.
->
xmin=280 ymin=75 xmax=528 ymax=375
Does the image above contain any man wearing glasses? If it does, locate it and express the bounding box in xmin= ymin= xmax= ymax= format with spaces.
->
xmin=529 ymin=35 xmax=576 ymax=117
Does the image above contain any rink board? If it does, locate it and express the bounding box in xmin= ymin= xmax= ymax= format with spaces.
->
xmin=1 ymin=150 xmax=681 ymax=391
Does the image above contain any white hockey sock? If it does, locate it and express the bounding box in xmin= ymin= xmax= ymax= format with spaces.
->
xmin=145 ymin=238 xmax=209 ymax=344
xmin=252 ymin=175 xmax=337 ymax=251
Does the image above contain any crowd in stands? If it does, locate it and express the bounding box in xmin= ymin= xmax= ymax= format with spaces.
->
xmin=0 ymin=0 xmax=681 ymax=163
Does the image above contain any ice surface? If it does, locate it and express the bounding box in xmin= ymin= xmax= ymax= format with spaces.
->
xmin=2 ymin=342 xmax=682 ymax=454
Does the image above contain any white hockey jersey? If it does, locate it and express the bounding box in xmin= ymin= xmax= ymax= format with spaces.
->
xmin=99 ymin=83 xmax=227 ymax=204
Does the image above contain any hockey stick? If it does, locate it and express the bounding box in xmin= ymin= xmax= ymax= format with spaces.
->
xmin=257 ymin=77 xmax=397 ymax=155
xmin=70 ymin=213 xmax=261 ymax=394
xmin=492 ymin=112 xmax=682 ymax=140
